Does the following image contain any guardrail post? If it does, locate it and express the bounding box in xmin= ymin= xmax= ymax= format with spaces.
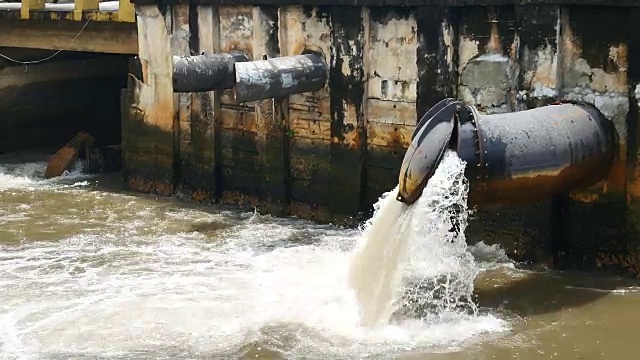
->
xmin=74 ymin=0 xmax=99 ymax=21
xmin=21 ymin=0 xmax=45 ymax=20
xmin=118 ymin=0 xmax=135 ymax=22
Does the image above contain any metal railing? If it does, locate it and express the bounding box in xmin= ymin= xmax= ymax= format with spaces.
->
xmin=0 ymin=0 xmax=134 ymax=22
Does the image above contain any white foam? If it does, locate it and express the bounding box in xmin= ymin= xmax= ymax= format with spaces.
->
xmin=0 ymin=231 xmax=508 ymax=359
xmin=0 ymin=153 xmax=509 ymax=358
xmin=0 ymin=160 xmax=90 ymax=192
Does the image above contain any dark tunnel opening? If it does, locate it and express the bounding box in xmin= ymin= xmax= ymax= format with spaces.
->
xmin=0 ymin=47 xmax=129 ymax=171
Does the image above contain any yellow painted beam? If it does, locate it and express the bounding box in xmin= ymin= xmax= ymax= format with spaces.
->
xmin=73 ymin=0 xmax=99 ymax=21
xmin=118 ymin=0 xmax=136 ymax=23
xmin=21 ymin=0 xmax=45 ymax=20
xmin=0 ymin=20 xmax=138 ymax=54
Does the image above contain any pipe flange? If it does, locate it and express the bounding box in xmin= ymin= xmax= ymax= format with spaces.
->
xmin=467 ymin=104 xmax=487 ymax=183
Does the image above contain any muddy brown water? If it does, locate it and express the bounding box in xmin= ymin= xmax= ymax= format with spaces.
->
xmin=0 ymin=153 xmax=639 ymax=359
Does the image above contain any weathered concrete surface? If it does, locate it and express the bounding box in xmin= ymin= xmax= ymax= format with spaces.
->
xmin=0 ymin=54 xmax=127 ymax=154
xmin=252 ymin=5 xmax=288 ymax=216
xmin=281 ymin=6 xmax=333 ymax=221
xmin=0 ymin=19 xmax=137 ymax=54
xmin=365 ymin=8 xmax=418 ymax=210
xmin=178 ymin=5 xmax=220 ymax=203
xmin=122 ymin=5 xmax=175 ymax=196
xmin=122 ymin=2 xmax=640 ymax=276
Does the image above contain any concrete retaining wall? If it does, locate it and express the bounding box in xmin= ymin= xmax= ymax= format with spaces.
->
xmin=122 ymin=1 xmax=640 ymax=276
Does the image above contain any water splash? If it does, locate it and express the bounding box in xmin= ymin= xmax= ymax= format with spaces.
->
xmin=0 ymin=162 xmax=48 ymax=190
xmin=0 ymin=159 xmax=88 ymax=191
xmin=0 ymin=151 xmax=508 ymax=359
xmin=349 ymin=150 xmax=478 ymax=326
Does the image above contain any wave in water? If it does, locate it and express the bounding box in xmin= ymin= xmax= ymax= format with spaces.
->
xmin=0 ymin=152 xmax=509 ymax=359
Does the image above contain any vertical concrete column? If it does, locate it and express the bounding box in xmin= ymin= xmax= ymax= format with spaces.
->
xmin=416 ymin=6 xmax=456 ymax=119
xmin=180 ymin=5 xmax=222 ymax=202
xmin=328 ymin=6 xmax=368 ymax=221
xmin=560 ymin=7 xmax=634 ymax=274
xmin=20 ymin=0 xmax=44 ymax=20
xmin=281 ymin=6 xmax=333 ymax=221
xmin=217 ymin=5 xmax=258 ymax=205
xmin=171 ymin=4 xmax=191 ymax=192
xmin=73 ymin=0 xmax=99 ymax=21
xmin=122 ymin=5 xmax=176 ymax=196
xmin=118 ymin=0 xmax=135 ymax=22
xmin=365 ymin=8 xmax=419 ymax=209
xmin=253 ymin=5 xmax=290 ymax=216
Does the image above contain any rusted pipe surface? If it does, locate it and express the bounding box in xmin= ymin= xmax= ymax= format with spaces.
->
xmin=461 ymin=102 xmax=617 ymax=205
xmin=172 ymin=51 xmax=249 ymax=93
xmin=233 ymin=53 xmax=327 ymax=102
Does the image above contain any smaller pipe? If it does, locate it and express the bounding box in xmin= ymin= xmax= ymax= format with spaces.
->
xmin=233 ymin=53 xmax=327 ymax=102
xmin=172 ymin=51 xmax=249 ymax=93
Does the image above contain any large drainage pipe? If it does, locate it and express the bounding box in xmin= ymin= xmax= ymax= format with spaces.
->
xmin=397 ymin=99 xmax=618 ymax=206
xmin=233 ymin=53 xmax=327 ymax=102
xmin=172 ymin=51 xmax=249 ymax=93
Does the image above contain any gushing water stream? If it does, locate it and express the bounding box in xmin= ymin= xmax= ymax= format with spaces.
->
xmin=348 ymin=151 xmax=477 ymax=327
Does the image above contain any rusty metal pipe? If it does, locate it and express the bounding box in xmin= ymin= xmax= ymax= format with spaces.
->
xmin=233 ymin=53 xmax=327 ymax=102
xmin=459 ymin=102 xmax=617 ymax=206
xmin=172 ymin=51 xmax=249 ymax=93
xmin=397 ymin=100 xmax=618 ymax=206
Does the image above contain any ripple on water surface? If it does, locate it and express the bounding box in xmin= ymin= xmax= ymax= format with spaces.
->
xmin=0 ymin=158 xmax=509 ymax=359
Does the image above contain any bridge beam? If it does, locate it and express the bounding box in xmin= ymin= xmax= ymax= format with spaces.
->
xmin=0 ymin=20 xmax=138 ymax=54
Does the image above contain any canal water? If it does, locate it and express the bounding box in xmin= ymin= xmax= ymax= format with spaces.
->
xmin=0 ymin=151 xmax=639 ymax=359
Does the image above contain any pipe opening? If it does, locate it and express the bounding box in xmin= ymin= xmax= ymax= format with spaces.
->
xmin=0 ymin=47 xmax=128 ymax=176
xmin=300 ymin=47 xmax=325 ymax=59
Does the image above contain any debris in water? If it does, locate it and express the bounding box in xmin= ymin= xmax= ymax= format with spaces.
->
xmin=44 ymin=132 xmax=93 ymax=179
